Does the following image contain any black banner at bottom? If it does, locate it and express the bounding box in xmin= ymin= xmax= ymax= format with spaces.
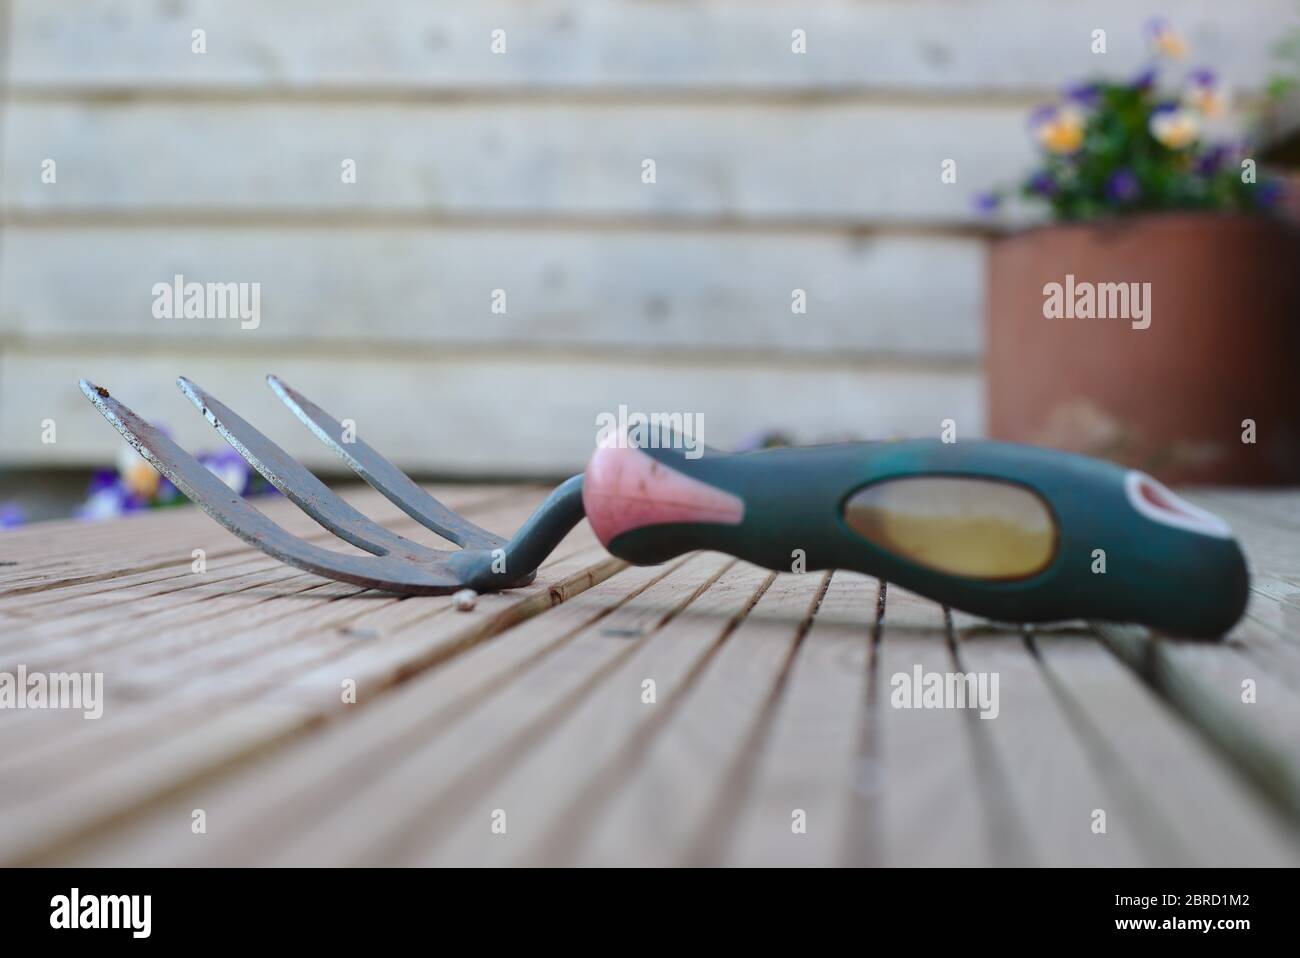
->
xmin=0 ymin=866 xmax=1288 ymax=945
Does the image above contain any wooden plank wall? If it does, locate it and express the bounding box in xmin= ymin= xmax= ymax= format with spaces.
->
xmin=0 ymin=1 xmax=1285 ymax=475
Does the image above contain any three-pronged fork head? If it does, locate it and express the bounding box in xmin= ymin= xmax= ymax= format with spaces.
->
xmin=79 ymin=376 xmax=587 ymax=595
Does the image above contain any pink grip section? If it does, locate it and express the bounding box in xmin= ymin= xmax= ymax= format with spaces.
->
xmin=582 ymin=445 xmax=745 ymax=547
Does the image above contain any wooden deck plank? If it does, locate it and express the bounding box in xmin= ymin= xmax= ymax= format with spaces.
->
xmin=0 ymin=489 xmax=535 ymax=643
xmin=567 ymin=571 xmax=828 ymax=865
xmin=0 ymin=480 xmax=509 ymax=558
xmin=719 ymin=570 xmax=876 ymax=866
xmin=0 ymin=484 xmax=517 ymax=598
xmin=0 ymin=494 xmax=550 ymax=758
xmin=1 ymin=702 xmax=313 ymax=866
xmin=1036 ymin=633 xmax=1299 ymax=866
xmin=116 ymin=498 xmax=565 ymax=695
xmin=1186 ymin=490 xmax=1300 ymax=681
xmin=418 ymin=561 xmax=774 ymax=866
xmin=392 ymin=553 xmax=745 ymax=866
xmin=0 ymin=490 xmax=624 ymax=864
xmin=269 ymin=548 xmax=621 ymax=706
xmin=259 ymin=554 xmax=734 ymax=866
xmin=0 ymin=491 xmax=548 ymax=753
xmin=34 ymin=558 xmax=691 ymax=866
xmin=950 ymin=616 xmax=1152 ymax=866
xmin=871 ymin=586 xmax=1007 ymax=865
xmin=1141 ymin=636 xmax=1300 ymax=818
xmin=9 ymin=483 xmax=1300 ymax=866
xmin=0 ymin=547 xmax=610 ymax=797
xmin=1143 ymin=492 xmax=1300 ymax=819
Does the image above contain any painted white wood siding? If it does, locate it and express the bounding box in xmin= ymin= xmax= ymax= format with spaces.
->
xmin=0 ymin=0 xmax=1286 ymax=474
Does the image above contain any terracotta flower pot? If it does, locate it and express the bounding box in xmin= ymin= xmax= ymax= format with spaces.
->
xmin=986 ymin=213 xmax=1300 ymax=484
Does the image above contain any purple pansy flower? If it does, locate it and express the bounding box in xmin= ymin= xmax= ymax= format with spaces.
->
xmin=85 ymin=468 xmax=119 ymax=494
xmin=76 ymin=484 xmax=131 ymax=521
xmin=1064 ymin=82 xmax=1102 ymax=108
xmin=1130 ymin=67 xmax=1158 ymax=92
xmin=1255 ymin=180 xmax=1285 ymax=209
xmin=1195 ymin=143 xmax=1229 ymax=175
xmin=1027 ymin=104 xmax=1058 ymax=131
xmin=1105 ymin=169 xmax=1141 ymax=204
xmin=1143 ymin=17 xmax=1170 ymax=39
xmin=0 ymin=503 xmax=25 ymax=529
xmin=76 ymin=469 xmax=131 ymax=521
xmin=155 ymin=476 xmax=181 ymax=503
xmin=198 ymin=447 xmax=252 ymax=494
xmin=971 ymin=191 xmax=1002 ymax=215
xmin=1027 ymin=171 xmax=1058 ymax=197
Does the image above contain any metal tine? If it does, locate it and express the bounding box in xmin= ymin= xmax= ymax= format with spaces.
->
xmin=176 ymin=377 xmax=447 ymax=563
xmin=78 ymin=381 xmax=463 ymax=594
xmin=266 ymin=374 xmax=504 ymax=550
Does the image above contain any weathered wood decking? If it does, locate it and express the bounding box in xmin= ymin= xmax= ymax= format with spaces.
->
xmin=1 ymin=485 xmax=1299 ymax=866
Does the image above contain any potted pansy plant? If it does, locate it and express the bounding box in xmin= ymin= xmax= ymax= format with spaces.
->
xmin=978 ymin=20 xmax=1300 ymax=484
xmin=76 ymin=434 xmax=278 ymax=521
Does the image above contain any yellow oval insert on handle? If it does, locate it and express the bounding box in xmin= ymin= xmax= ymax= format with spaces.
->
xmin=843 ymin=477 xmax=1057 ymax=581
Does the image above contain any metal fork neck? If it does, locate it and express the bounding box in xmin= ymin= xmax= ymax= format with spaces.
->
xmin=455 ymin=474 xmax=587 ymax=590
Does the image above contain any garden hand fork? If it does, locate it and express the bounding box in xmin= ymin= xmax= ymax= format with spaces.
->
xmin=81 ymin=376 xmax=1250 ymax=637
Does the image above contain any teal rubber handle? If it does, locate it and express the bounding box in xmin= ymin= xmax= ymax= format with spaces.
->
xmin=582 ymin=439 xmax=1248 ymax=639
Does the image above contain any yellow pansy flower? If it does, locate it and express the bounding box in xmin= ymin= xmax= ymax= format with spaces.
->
xmin=1150 ymin=107 xmax=1201 ymax=149
xmin=1184 ymin=69 xmax=1229 ymax=118
xmin=1036 ymin=107 xmax=1085 ymax=154
xmin=1147 ymin=20 xmax=1189 ymax=60
xmin=116 ymin=444 xmax=161 ymax=500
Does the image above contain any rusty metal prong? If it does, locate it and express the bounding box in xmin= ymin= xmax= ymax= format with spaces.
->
xmin=78 ymin=381 xmax=465 ymax=594
xmin=266 ymin=374 xmax=504 ymax=550
xmin=176 ymin=376 xmax=446 ymax=562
